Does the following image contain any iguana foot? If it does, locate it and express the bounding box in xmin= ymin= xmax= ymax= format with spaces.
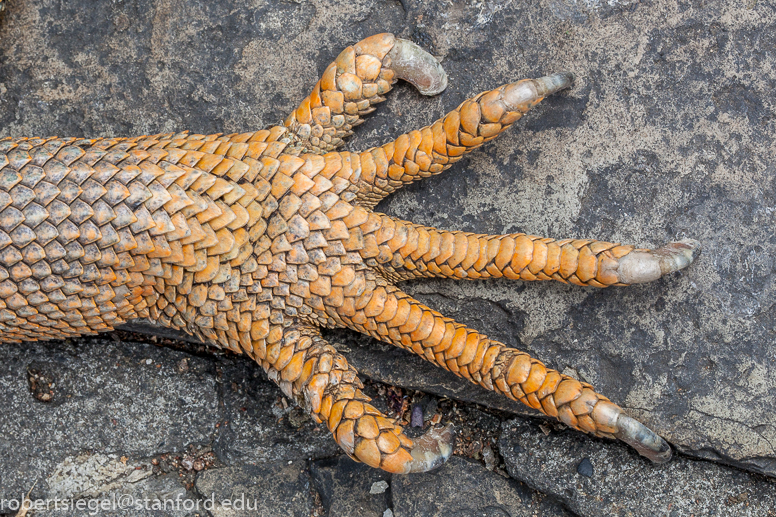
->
xmin=0 ymin=33 xmax=701 ymax=472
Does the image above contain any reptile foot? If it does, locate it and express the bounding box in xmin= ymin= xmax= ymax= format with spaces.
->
xmin=0 ymin=32 xmax=700 ymax=473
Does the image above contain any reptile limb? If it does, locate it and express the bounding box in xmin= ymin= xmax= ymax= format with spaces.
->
xmin=0 ymin=33 xmax=699 ymax=471
xmin=364 ymin=214 xmax=699 ymax=286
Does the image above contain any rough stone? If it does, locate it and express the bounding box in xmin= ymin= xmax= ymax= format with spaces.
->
xmin=309 ymin=455 xmax=391 ymax=517
xmin=39 ymin=472 xmax=194 ymax=517
xmin=391 ymin=456 xmax=572 ymax=517
xmin=500 ymin=419 xmax=776 ymax=517
xmin=195 ymin=462 xmax=315 ymax=517
xmin=575 ymin=458 xmax=593 ymax=478
xmin=367 ymin=0 xmax=776 ymax=478
xmin=0 ymin=339 xmax=218 ymax=502
xmin=0 ymin=338 xmax=336 ymax=508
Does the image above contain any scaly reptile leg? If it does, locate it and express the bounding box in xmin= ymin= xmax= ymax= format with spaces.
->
xmin=333 ymin=281 xmax=671 ymax=463
xmin=355 ymin=214 xmax=701 ymax=286
xmin=268 ymin=322 xmax=453 ymax=473
xmin=353 ymin=73 xmax=572 ymax=209
xmin=284 ymin=34 xmax=447 ymax=155
xmin=0 ymin=32 xmax=698 ymax=472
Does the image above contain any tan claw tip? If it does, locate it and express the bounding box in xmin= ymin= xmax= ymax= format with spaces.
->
xmin=406 ymin=423 xmax=455 ymax=473
xmin=532 ymin=72 xmax=575 ymax=97
xmin=503 ymin=72 xmax=575 ymax=111
xmin=615 ymin=414 xmax=672 ymax=463
xmin=659 ymin=238 xmax=702 ymax=270
xmin=387 ymin=39 xmax=448 ymax=96
xmin=618 ymin=238 xmax=702 ymax=284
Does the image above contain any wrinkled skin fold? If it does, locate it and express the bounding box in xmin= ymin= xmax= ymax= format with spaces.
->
xmin=0 ymin=33 xmax=699 ymax=472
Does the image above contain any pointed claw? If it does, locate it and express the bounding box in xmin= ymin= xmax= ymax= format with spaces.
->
xmin=387 ymin=39 xmax=448 ymax=96
xmin=655 ymin=238 xmax=702 ymax=273
xmin=592 ymin=400 xmax=672 ymax=463
xmin=617 ymin=238 xmax=702 ymax=284
xmin=405 ymin=423 xmax=455 ymax=473
xmin=615 ymin=414 xmax=673 ymax=463
xmin=532 ymin=72 xmax=576 ymax=97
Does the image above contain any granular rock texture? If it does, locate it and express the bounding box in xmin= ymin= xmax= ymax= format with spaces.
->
xmin=500 ymin=419 xmax=776 ymax=517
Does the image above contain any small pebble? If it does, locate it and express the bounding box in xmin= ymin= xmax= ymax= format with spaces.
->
xmin=411 ymin=404 xmax=423 ymax=427
xmin=577 ymin=457 xmax=594 ymax=478
xmin=176 ymin=358 xmax=189 ymax=373
xmin=383 ymin=510 xmax=393 ymax=517
xmin=370 ymin=480 xmax=389 ymax=494
xmin=482 ymin=443 xmax=497 ymax=471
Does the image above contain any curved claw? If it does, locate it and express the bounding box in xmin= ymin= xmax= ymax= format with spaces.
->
xmin=618 ymin=238 xmax=702 ymax=284
xmin=387 ymin=38 xmax=448 ymax=96
xmin=405 ymin=423 xmax=455 ymax=473
xmin=591 ymin=400 xmax=671 ymax=463
xmin=615 ymin=415 xmax=673 ymax=463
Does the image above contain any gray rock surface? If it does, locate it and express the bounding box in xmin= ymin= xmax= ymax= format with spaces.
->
xmin=195 ymin=462 xmax=315 ymax=517
xmin=391 ymin=456 xmax=571 ymax=517
xmin=308 ymin=455 xmax=391 ymax=517
xmin=0 ymin=338 xmax=337 ymax=513
xmin=500 ymin=418 xmax=776 ymax=517
xmin=0 ymin=339 xmax=218 ymax=501
xmin=41 ymin=471 xmax=195 ymax=517
xmin=1 ymin=0 xmax=775 ymax=511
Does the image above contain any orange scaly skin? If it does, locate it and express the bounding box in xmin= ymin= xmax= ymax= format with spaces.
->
xmin=0 ymin=34 xmax=699 ymax=473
